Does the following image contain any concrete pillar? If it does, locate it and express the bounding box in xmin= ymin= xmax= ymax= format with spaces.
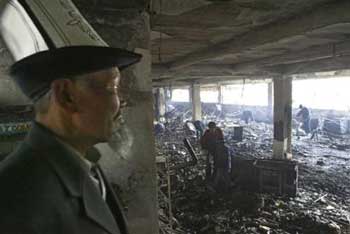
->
xmin=154 ymin=88 xmax=166 ymax=121
xmin=75 ymin=3 xmax=158 ymax=234
xmin=165 ymin=87 xmax=172 ymax=101
xmin=273 ymin=76 xmax=292 ymax=160
xmin=267 ymin=81 xmax=273 ymax=118
xmin=0 ymin=37 xmax=30 ymax=105
xmin=218 ymin=84 xmax=223 ymax=104
xmin=191 ymin=83 xmax=202 ymax=121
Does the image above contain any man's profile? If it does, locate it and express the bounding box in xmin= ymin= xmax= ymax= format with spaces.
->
xmin=0 ymin=45 xmax=141 ymax=234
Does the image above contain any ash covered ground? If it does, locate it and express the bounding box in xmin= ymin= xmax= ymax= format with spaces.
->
xmin=155 ymin=107 xmax=350 ymax=234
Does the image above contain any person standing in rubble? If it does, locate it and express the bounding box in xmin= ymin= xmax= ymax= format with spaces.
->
xmin=241 ymin=110 xmax=254 ymax=124
xmin=200 ymin=122 xmax=224 ymax=156
xmin=297 ymin=104 xmax=311 ymax=134
xmin=193 ymin=120 xmax=205 ymax=138
xmin=200 ymin=122 xmax=224 ymax=178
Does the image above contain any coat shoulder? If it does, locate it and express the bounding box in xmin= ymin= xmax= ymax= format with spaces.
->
xmin=0 ymin=142 xmax=53 ymax=188
xmin=0 ymin=143 xmax=63 ymax=219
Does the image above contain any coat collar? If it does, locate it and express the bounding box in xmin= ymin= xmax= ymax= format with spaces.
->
xmin=24 ymin=122 xmax=120 ymax=234
xmin=83 ymin=172 xmax=121 ymax=234
xmin=25 ymin=121 xmax=85 ymax=197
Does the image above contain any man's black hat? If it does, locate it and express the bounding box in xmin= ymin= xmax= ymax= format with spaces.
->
xmin=9 ymin=46 xmax=142 ymax=101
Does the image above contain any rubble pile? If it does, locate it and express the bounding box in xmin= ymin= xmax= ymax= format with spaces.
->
xmin=155 ymin=117 xmax=350 ymax=233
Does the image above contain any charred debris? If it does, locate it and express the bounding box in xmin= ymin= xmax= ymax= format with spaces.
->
xmin=156 ymin=103 xmax=350 ymax=234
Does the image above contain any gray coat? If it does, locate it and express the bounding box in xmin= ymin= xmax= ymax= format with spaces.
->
xmin=0 ymin=122 xmax=128 ymax=234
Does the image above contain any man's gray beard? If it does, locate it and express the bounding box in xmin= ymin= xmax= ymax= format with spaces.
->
xmin=108 ymin=116 xmax=133 ymax=159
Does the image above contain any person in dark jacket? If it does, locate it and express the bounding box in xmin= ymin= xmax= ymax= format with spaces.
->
xmin=200 ymin=122 xmax=224 ymax=180
xmin=241 ymin=110 xmax=254 ymax=124
xmin=193 ymin=120 xmax=205 ymax=138
xmin=0 ymin=46 xmax=141 ymax=234
xmin=200 ymin=121 xmax=224 ymax=156
xmin=296 ymin=104 xmax=311 ymax=134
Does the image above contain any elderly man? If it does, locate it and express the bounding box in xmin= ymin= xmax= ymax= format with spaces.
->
xmin=0 ymin=46 xmax=141 ymax=234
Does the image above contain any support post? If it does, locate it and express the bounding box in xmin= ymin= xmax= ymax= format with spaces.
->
xmin=79 ymin=6 xmax=159 ymax=234
xmin=218 ymin=84 xmax=223 ymax=104
xmin=155 ymin=87 xmax=166 ymax=121
xmin=191 ymin=83 xmax=202 ymax=121
xmin=0 ymin=37 xmax=29 ymax=105
xmin=273 ymin=76 xmax=292 ymax=160
xmin=267 ymin=81 xmax=273 ymax=119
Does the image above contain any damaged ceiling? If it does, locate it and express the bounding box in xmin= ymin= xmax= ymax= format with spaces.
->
xmin=150 ymin=0 xmax=350 ymax=86
xmin=2 ymin=0 xmax=350 ymax=87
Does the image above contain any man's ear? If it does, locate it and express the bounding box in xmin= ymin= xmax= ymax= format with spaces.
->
xmin=51 ymin=79 xmax=78 ymax=113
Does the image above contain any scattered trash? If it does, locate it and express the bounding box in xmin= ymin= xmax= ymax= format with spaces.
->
xmin=155 ymin=104 xmax=350 ymax=233
xmin=316 ymin=159 xmax=325 ymax=166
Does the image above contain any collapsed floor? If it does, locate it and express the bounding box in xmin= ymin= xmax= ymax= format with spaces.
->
xmin=156 ymin=117 xmax=350 ymax=234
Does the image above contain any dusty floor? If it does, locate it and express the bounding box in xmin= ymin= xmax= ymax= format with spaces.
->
xmin=156 ymin=120 xmax=350 ymax=234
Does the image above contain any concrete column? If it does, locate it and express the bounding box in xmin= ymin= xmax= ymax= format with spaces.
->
xmin=273 ymin=76 xmax=292 ymax=160
xmin=158 ymin=88 xmax=166 ymax=119
xmin=75 ymin=3 xmax=158 ymax=234
xmin=191 ymin=83 xmax=202 ymax=121
xmin=154 ymin=87 xmax=166 ymax=121
xmin=267 ymin=81 xmax=273 ymax=118
xmin=0 ymin=37 xmax=30 ymax=105
xmin=218 ymin=84 xmax=223 ymax=104
xmin=165 ymin=87 xmax=172 ymax=101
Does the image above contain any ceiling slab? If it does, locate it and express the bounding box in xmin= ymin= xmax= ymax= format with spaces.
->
xmin=72 ymin=0 xmax=350 ymax=85
xmin=151 ymin=0 xmax=211 ymax=16
xmin=167 ymin=1 xmax=350 ymax=70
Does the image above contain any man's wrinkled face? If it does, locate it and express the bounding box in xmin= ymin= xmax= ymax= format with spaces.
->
xmin=74 ymin=67 xmax=121 ymax=143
